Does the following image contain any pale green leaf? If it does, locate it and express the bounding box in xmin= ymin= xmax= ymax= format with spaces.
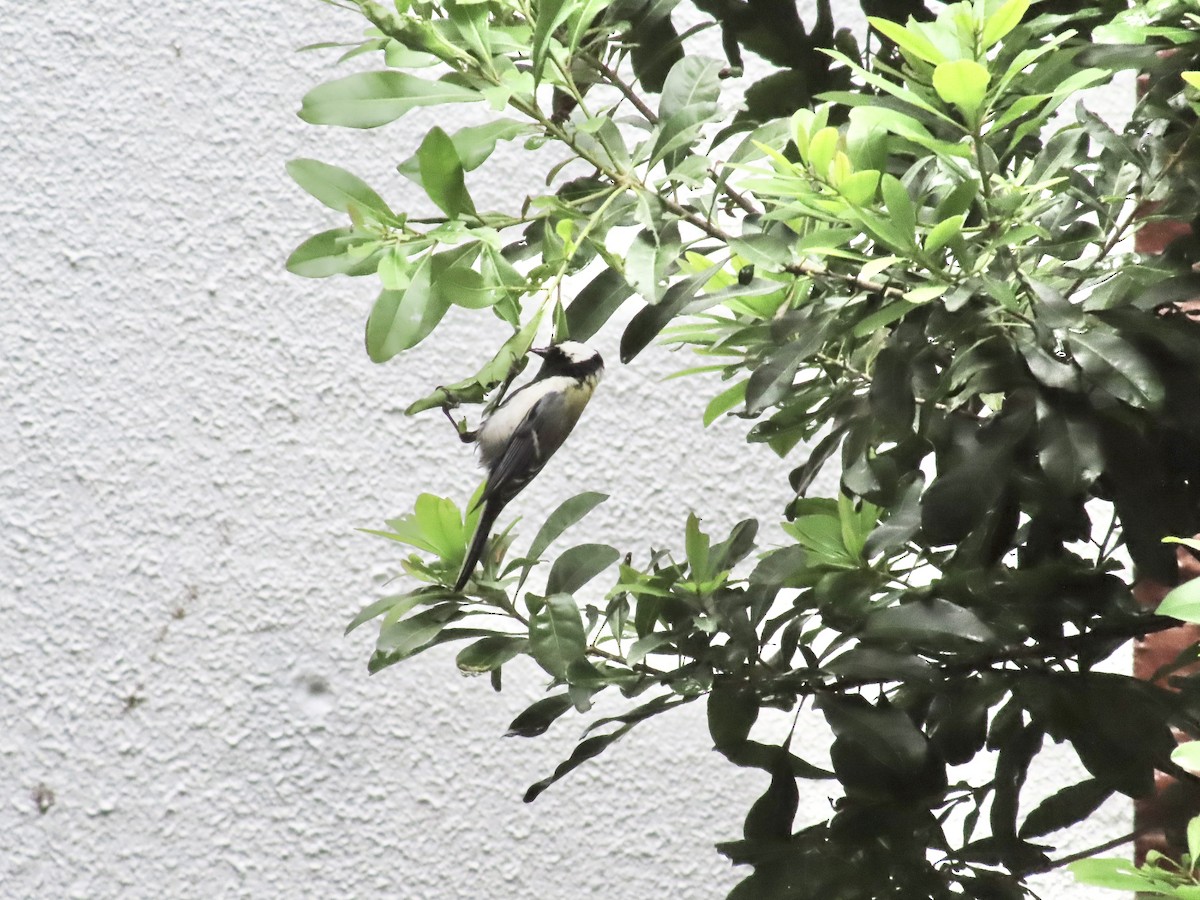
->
xmin=932 ymin=60 xmax=990 ymax=119
xmin=299 ymin=71 xmax=479 ymax=129
xmin=1158 ymin=578 xmax=1200 ymax=624
xmin=287 ymin=159 xmax=393 ymax=217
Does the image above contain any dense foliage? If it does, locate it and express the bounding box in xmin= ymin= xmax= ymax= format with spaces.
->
xmin=291 ymin=0 xmax=1200 ymax=895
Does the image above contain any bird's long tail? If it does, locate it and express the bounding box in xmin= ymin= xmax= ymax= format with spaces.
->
xmin=453 ymin=500 xmax=502 ymax=593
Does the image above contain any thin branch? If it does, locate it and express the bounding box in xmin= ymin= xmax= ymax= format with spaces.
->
xmin=1019 ymin=825 xmax=1155 ymax=876
xmin=652 ymin=192 xmax=907 ymax=298
xmin=773 ymin=614 xmax=1185 ymax=698
xmin=587 ymin=53 xmax=659 ymax=125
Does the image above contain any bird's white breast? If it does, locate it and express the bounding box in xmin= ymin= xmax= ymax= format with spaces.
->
xmin=476 ymin=376 xmax=585 ymax=465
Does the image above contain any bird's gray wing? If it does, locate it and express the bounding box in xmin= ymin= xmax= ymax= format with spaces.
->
xmin=479 ymin=391 xmax=573 ymax=508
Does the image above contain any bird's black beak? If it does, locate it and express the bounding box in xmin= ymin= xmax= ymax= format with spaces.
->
xmin=531 ymin=346 xmax=550 ymax=358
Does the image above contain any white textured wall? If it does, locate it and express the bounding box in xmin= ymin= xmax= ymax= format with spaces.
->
xmin=1 ymin=2 xmax=1134 ymax=897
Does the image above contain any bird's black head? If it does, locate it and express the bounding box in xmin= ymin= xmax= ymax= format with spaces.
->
xmin=531 ymin=341 xmax=605 ymax=381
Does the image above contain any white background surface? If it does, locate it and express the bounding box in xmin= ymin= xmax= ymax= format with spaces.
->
xmin=2 ymin=1 xmax=1137 ymax=896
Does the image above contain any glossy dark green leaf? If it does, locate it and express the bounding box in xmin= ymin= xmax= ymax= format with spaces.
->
xmin=788 ymin=427 xmax=846 ymax=496
xmin=456 ymin=635 xmax=528 ymax=674
xmin=1018 ymin=779 xmax=1113 ymax=839
xmin=507 ymin=693 xmax=574 ymax=737
xmin=868 ymin=345 xmax=915 ymax=434
xmin=564 ymin=269 xmax=634 ymax=342
xmin=545 ymin=543 xmax=621 ymax=596
xmin=580 ymin=693 xmax=693 ymax=737
xmin=927 ymin=679 xmax=998 ymax=766
xmin=525 ymin=493 xmax=609 ymax=564
xmin=299 ymin=71 xmax=479 ymax=128
xmin=748 ymin=545 xmax=808 ymax=589
xmin=711 ymin=519 xmax=759 ymax=572
xmin=818 ymin=695 xmax=945 ymax=804
xmin=1017 ymin=673 xmax=1177 ymax=797
xmin=619 ymin=267 xmax=716 ymax=363
xmin=719 ymin=741 xmax=833 ymax=780
xmin=863 ymin=472 xmax=923 ymax=559
xmin=708 ymin=682 xmax=759 ymax=750
xmin=863 ymin=598 xmax=996 ymax=649
xmin=823 ymin=646 xmax=934 ymax=682
xmin=524 ymin=725 xmax=633 ymax=801
xmin=742 ymin=746 xmax=799 ymax=841
xmin=1069 ymin=328 xmax=1163 ymax=409
xmin=920 ymin=456 xmax=1005 ymax=546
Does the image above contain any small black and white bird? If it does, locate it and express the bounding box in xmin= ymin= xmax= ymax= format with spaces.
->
xmin=453 ymin=341 xmax=605 ymax=592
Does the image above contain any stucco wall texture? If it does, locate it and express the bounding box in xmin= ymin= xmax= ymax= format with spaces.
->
xmin=2 ymin=2 xmax=1139 ymax=898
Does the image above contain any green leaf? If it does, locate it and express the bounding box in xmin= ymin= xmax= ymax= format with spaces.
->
xmin=529 ymin=593 xmax=588 ymax=678
xmin=364 ymin=256 xmax=451 ymax=361
xmin=652 ymin=57 xmax=722 ymax=167
xmin=1173 ymin=741 xmax=1200 ymax=770
xmin=1069 ymin=859 xmax=1159 ymax=892
xmin=711 ymin=518 xmax=758 ymax=572
xmin=580 ymin=694 xmax=693 ymax=737
xmin=404 ymin=307 xmax=543 ymax=414
xmin=399 ymin=119 xmax=531 ymax=185
xmin=523 ymin=725 xmax=632 ymax=802
xmin=625 ymin=225 xmax=682 ymax=303
xmin=526 ymin=493 xmax=609 ymax=564
xmin=684 ymin=512 xmax=711 ymax=581
xmin=824 ymin=647 xmax=934 ymax=682
xmin=981 ymin=0 xmax=1031 ymax=49
xmin=620 ymin=266 xmax=718 ymax=363
xmin=1017 ymin=673 xmax=1176 ymax=798
xmin=742 ymin=746 xmax=798 ymax=841
xmin=413 ymin=127 xmax=475 ymax=217
xmin=564 ymin=268 xmax=634 ymax=342
xmin=1018 ymin=779 xmax=1113 ymax=839
xmin=546 ymin=543 xmax=621 ymax=595
xmin=346 ymin=589 xmax=445 ymax=635
xmin=708 ymin=682 xmax=758 ymax=750
xmin=287 ymin=159 xmax=393 ymax=217
xmin=924 ymin=213 xmax=965 ymax=254
xmin=299 ymin=71 xmax=479 ymax=129
xmin=863 ymin=598 xmax=996 ymax=649
xmin=531 ymin=0 xmax=574 ymax=83
xmin=286 ymin=228 xmax=379 ymax=279
xmin=507 ymin=693 xmax=574 ymax=736
xmin=1159 ymin=579 xmax=1200 ymax=624
xmin=456 ymin=635 xmax=528 ymax=673
xmin=376 ymin=602 xmax=462 ymax=656
xmin=867 ymin=16 xmax=945 ymax=65
xmin=704 ymin=380 xmax=747 ymax=426
xmin=932 ymin=60 xmax=991 ymax=119
xmin=819 ymin=695 xmax=944 ymax=804
xmin=880 ymin=174 xmax=916 ymax=243
xmin=1070 ymin=328 xmax=1163 ymax=409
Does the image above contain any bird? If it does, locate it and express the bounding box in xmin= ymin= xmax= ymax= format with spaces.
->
xmin=452 ymin=341 xmax=605 ymax=592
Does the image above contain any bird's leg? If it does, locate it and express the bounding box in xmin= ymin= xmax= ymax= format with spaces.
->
xmin=442 ymin=405 xmax=478 ymax=444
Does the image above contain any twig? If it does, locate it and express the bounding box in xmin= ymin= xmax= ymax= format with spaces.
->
xmin=1019 ymin=825 xmax=1154 ymax=876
